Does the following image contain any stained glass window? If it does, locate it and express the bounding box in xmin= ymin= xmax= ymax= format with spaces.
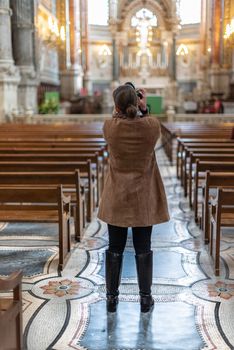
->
xmin=88 ymin=0 xmax=109 ymax=25
xmin=179 ymin=0 xmax=201 ymax=24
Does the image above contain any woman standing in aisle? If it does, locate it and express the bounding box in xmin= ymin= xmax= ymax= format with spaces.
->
xmin=98 ymin=84 xmax=169 ymax=313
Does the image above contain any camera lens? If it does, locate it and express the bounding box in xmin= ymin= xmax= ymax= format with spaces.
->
xmin=137 ymin=91 xmax=143 ymax=99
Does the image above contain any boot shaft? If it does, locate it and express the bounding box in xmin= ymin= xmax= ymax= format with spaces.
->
xmin=135 ymin=251 xmax=153 ymax=296
xmin=105 ymin=250 xmax=123 ymax=297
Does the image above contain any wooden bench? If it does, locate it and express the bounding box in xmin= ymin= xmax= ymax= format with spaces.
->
xmin=187 ymin=154 xmax=234 ymax=204
xmin=0 ymin=160 xmax=95 ymax=222
xmin=176 ymin=139 xmax=234 ymax=178
xmin=0 ymin=186 xmax=71 ymax=270
xmin=209 ymin=188 xmax=234 ymax=275
xmin=201 ymin=172 xmax=234 ymax=243
xmin=161 ymin=122 xmax=234 ymax=163
xmin=0 ymin=171 xmax=85 ymax=241
xmin=180 ymin=146 xmax=234 ymax=187
xmin=0 ymin=271 xmax=23 ymax=350
xmin=0 ymin=138 xmax=106 ymax=145
xmin=0 ymin=152 xmax=103 ymax=206
xmin=193 ymin=161 xmax=234 ymax=223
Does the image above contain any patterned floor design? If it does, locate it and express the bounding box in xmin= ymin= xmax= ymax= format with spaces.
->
xmin=1 ymin=150 xmax=234 ymax=350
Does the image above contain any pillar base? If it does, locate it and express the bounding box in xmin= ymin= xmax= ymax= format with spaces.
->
xmin=195 ymin=70 xmax=211 ymax=101
xmin=18 ymin=66 xmax=38 ymax=115
xmin=60 ymin=65 xmax=83 ymax=100
xmin=165 ymin=80 xmax=178 ymax=109
xmin=83 ymin=71 xmax=93 ymax=95
xmin=0 ymin=63 xmax=20 ymax=122
xmin=209 ymin=66 xmax=230 ymax=98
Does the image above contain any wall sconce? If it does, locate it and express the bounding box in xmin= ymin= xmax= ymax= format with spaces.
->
xmin=98 ymin=44 xmax=112 ymax=56
xmin=97 ymin=44 xmax=112 ymax=68
xmin=176 ymin=44 xmax=189 ymax=56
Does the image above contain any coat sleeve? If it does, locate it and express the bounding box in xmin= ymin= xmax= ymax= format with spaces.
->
xmin=149 ymin=117 xmax=161 ymax=140
xmin=103 ymin=120 xmax=110 ymax=142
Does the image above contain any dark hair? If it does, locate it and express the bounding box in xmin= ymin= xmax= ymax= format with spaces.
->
xmin=113 ymin=85 xmax=138 ymax=119
xmin=124 ymin=82 xmax=136 ymax=90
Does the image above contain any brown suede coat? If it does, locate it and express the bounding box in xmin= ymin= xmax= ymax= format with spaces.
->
xmin=97 ymin=116 xmax=170 ymax=227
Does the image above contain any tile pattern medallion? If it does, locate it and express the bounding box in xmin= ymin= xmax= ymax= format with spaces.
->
xmin=1 ymin=149 xmax=234 ymax=349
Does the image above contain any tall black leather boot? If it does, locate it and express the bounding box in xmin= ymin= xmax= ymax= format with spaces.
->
xmin=135 ymin=251 xmax=154 ymax=313
xmin=105 ymin=250 xmax=123 ymax=312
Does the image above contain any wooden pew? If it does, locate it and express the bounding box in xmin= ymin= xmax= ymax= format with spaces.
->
xmin=0 ymin=138 xmax=106 ymax=146
xmin=0 ymin=141 xmax=106 ymax=147
xmin=0 ymin=160 xmax=95 ymax=222
xmin=209 ymin=188 xmax=234 ymax=275
xmin=161 ymin=122 xmax=234 ymax=163
xmin=0 ymin=171 xmax=84 ymax=241
xmin=0 ymin=271 xmax=23 ymax=350
xmin=176 ymin=139 xmax=234 ymax=178
xmin=0 ymin=153 xmax=103 ymax=206
xmin=0 ymin=146 xmax=109 ymax=182
xmin=193 ymin=161 xmax=234 ymax=223
xmin=187 ymin=154 xmax=234 ymax=204
xmin=180 ymin=145 xmax=234 ymax=185
xmin=201 ymin=172 xmax=234 ymax=243
xmin=181 ymin=147 xmax=234 ymax=191
xmin=0 ymin=186 xmax=71 ymax=270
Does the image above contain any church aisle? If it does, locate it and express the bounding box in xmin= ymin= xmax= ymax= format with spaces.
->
xmin=1 ymin=149 xmax=234 ymax=350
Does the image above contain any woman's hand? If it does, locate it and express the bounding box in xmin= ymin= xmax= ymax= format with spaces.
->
xmin=137 ymin=89 xmax=147 ymax=112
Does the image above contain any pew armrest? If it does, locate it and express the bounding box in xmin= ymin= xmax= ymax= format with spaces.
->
xmin=0 ymin=271 xmax=22 ymax=291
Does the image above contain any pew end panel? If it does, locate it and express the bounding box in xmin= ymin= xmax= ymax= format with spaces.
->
xmin=209 ymin=188 xmax=234 ymax=276
xmin=0 ymin=271 xmax=23 ymax=350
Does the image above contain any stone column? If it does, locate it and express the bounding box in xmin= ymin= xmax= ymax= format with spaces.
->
xmin=81 ymin=0 xmax=92 ymax=94
xmin=0 ymin=0 xmax=20 ymax=121
xmin=166 ymin=31 xmax=178 ymax=111
xmin=69 ymin=0 xmax=83 ymax=93
xmin=212 ymin=0 xmax=222 ymax=66
xmin=60 ymin=0 xmax=83 ymax=99
xmin=210 ymin=0 xmax=230 ymax=96
xmin=170 ymin=33 xmax=177 ymax=81
xmin=197 ymin=0 xmax=211 ymax=100
xmin=109 ymin=0 xmax=118 ymax=20
xmin=112 ymin=38 xmax=119 ymax=84
xmin=11 ymin=0 xmax=38 ymax=114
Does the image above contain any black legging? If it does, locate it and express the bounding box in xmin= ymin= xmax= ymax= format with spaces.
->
xmin=107 ymin=224 xmax=152 ymax=255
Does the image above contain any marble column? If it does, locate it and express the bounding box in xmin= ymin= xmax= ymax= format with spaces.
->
xmin=11 ymin=0 xmax=38 ymax=114
xmin=60 ymin=0 xmax=83 ymax=99
xmin=0 ymin=0 xmax=20 ymax=121
xmin=69 ymin=0 xmax=83 ymax=93
xmin=81 ymin=0 xmax=92 ymax=94
xmin=210 ymin=0 xmax=230 ymax=96
xmin=109 ymin=0 xmax=118 ymax=20
xmin=197 ymin=0 xmax=211 ymax=100
xmin=166 ymin=32 xmax=178 ymax=111
xmin=112 ymin=38 xmax=119 ymax=84
xmin=170 ymin=34 xmax=177 ymax=81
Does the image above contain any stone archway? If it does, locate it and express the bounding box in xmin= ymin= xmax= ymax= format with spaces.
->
xmin=118 ymin=0 xmax=177 ymax=31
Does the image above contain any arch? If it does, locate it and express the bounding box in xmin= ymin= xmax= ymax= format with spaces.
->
xmin=119 ymin=0 xmax=173 ymax=30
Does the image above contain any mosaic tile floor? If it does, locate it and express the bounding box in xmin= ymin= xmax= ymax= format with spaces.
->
xmin=1 ymin=150 xmax=234 ymax=350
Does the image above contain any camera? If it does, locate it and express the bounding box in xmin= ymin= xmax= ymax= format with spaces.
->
xmin=136 ymin=90 xmax=143 ymax=99
xmin=125 ymin=82 xmax=143 ymax=99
